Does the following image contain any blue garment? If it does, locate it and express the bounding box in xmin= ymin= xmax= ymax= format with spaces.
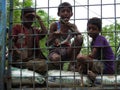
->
xmin=56 ymin=21 xmax=61 ymax=31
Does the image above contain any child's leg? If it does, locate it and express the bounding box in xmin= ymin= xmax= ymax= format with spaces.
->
xmin=48 ymin=51 xmax=64 ymax=70
xmin=70 ymin=35 xmax=83 ymax=58
xmin=68 ymin=54 xmax=88 ymax=72
xmin=91 ymin=60 xmax=104 ymax=74
xmin=87 ymin=60 xmax=104 ymax=85
xmin=76 ymin=54 xmax=94 ymax=73
xmin=26 ymin=58 xmax=47 ymax=75
xmin=48 ymin=52 xmax=61 ymax=64
xmin=67 ymin=35 xmax=83 ymax=71
xmin=87 ymin=70 xmax=97 ymax=86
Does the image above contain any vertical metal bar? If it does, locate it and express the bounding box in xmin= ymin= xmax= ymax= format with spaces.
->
xmin=7 ymin=0 xmax=13 ymax=90
xmin=47 ymin=0 xmax=49 ymax=89
xmin=0 ymin=0 xmax=6 ymax=90
xmin=100 ymin=0 xmax=103 ymax=88
xmin=114 ymin=0 xmax=117 ymax=89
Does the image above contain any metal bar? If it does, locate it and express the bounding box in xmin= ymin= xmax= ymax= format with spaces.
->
xmin=8 ymin=0 xmax=120 ymax=89
xmin=7 ymin=0 xmax=14 ymax=89
xmin=0 ymin=0 xmax=6 ymax=90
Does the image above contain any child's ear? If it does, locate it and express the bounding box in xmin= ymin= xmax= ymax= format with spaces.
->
xmin=57 ymin=12 xmax=60 ymax=16
xmin=71 ymin=12 xmax=73 ymax=17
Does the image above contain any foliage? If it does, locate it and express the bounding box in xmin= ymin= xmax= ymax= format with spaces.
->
xmin=102 ymin=22 xmax=120 ymax=53
xmin=7 ymin=0 xmax=55 ymax=27
xmin=7 ymin=0 xmax=33 ymax=25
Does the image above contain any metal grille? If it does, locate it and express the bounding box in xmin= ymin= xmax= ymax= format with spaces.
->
xmin=2 ymin=0 xmax=120 ymax=90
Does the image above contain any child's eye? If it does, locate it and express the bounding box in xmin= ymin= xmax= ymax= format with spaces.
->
xmin=61 ymin=8 xmax=71 ymax=13
xmin=87 ymin=27 xmax=98 ymax=31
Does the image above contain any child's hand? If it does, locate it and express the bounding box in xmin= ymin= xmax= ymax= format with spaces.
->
xmin=60 ymin=35 xmax=71 ymax=46
xmin=60 ymin=19 xmax=72 ymax=27
xmin=88 ymin=54 xmax=94 ymax=60
xmin=17 ymin=50 xmax=28 ymax=60
xmin=53 ymin=30 xmax=62 ymax=37
xmin=35 ymin=14 xmax=41 ymax=20
xmin=54 ymin=39 xmax=60 ymax=46
xmin=60 ymin=19 xmax=76 ymax=32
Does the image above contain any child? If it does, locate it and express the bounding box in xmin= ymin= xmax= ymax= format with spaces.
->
xmin=77 ymin=17 xmax=115 ymax=82
xmin=46 ymin=2 xmax=83 ymax=70
xmin=12 ymin=7 xmax=47 ymax=74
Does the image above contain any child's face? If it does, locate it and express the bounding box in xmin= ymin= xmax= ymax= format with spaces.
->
xmin=87 ymin=24 xmax=100 ymax=38
xmin=22 ymin=12 xmax=35 ymax=26
xmin=58 ymin=7 xmax=73 ymax=22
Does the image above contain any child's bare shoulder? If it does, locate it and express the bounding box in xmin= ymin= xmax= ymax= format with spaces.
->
xmin=50 ymin=22 xmax=58 ymax=31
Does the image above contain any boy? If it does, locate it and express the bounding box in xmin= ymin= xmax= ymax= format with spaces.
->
xmin=12 ymin=7 xmax=47 ymax=74
xmin=77 ymin=17 xmax=115 ymax=82
xmin=46 ymin=2 xmax=83 ymax=70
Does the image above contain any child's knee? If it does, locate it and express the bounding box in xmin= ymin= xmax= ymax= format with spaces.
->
xmin=77 ymin=54 xmax=83 ymax=61
xmin=49 ymin=53 xmax=60 ymax=61
xmin=76 ymin=35 xmax=83 ymax=41
xmin=74 ymin=35 xmax=83 ymax=46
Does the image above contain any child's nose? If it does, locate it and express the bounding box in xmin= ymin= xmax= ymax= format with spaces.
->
xmin=89 ymin=28 xmax=93 ymax=32
xmin=64 ymin=11 xmax=68 ymax=15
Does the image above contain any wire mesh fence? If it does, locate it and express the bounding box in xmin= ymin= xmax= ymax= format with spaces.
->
xmin=3 ymin=0 xmax=120 ymax=90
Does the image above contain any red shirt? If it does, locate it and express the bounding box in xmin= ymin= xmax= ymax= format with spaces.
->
xmin=12 ymin=24 xmax=46 ymax=60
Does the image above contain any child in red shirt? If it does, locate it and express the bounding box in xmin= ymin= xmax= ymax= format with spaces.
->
xmin=12 ymin=7 xmax=47 ymax=74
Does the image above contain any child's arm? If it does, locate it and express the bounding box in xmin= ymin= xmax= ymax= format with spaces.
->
xmin=36 ymin=15 xmax=47 ymax=33
xmin=36 ymin=15 xmax=48 ymax=39
xmin=46 ymin=22 xmax=61 ymax=46
xmin=30 ymin=13 xmax=48 ymax=39
xmin=88 ymin=48 xmax=98 ymax=59
xmin=13 ymin=45 xmax=28 ymax=60
xmin=25 ymin=13 xmax=47 ymax=35
xmin=59 ymin=34 xmax=71 ymax=46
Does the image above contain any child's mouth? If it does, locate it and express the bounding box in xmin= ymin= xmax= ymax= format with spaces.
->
xmin=64 ymin=18 xmax=69 ymax=22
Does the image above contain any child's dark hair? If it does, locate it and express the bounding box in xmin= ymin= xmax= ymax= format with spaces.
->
xmin=21 ymin=7 xmax=35 ymax=17
xmin=87 ymin=17 xmax=102 ymax=31
xmin=58 ymin=2 xmax=72 ymax=15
